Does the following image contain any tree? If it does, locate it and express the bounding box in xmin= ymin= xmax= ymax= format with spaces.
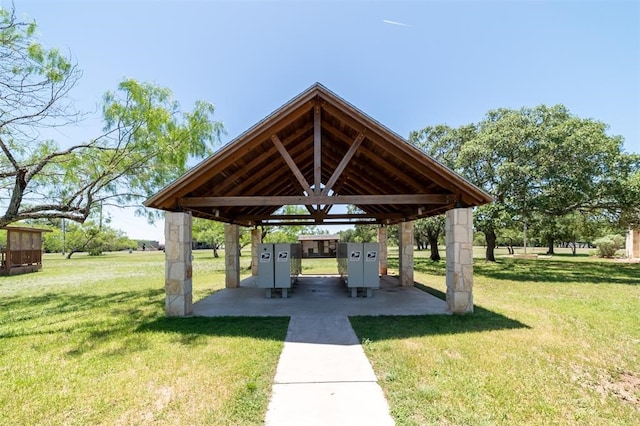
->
xmin=411 ymin=105 xmax=639 ymax=261
xmin=336 ymin=205 xmax=377 ymax=243
xmin=521 ymin=106 xmax=639 ymax=253
xmin=593 ymin=234 xmax=625 ymax=258
xmin=261 ymin=206 xmax=324 ymax=243
xmin=413 ymin=215 xmax=445 ymax=261
xmin=0 ymin=6 xmax=223 ymax=227
xmin=192 ymin=218 xmax=225 ymax=257
xmin=43 ymin=221 xmax=134 ymax=258
xmin=409 ymin=123 xmax=513 ymax=261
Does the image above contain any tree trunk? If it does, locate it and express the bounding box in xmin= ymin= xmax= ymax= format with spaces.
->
xmin=547 ymin=238 xmax=555 ymax=255
xmin=3 ymin=168 xmax=28 ymax=225
xmin=507 ymin=238 xmax=514 ymax=255
xmin=213 ymin=246 xmax=219 ymax=258
xmin=570 ymin=242 xmax=577 ymax=256
xmin=485 ymin=229 xmax=497 ymax=262
xmin=428 ymin=236 xmax=440 ymax=261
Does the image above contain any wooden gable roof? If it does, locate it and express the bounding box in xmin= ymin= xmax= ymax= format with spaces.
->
xmin=144 ymin=83 xmax=491 ymax=226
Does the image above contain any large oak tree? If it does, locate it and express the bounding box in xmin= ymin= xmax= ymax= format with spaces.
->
xmin=410 ymin=106 xmax=639 ymax=261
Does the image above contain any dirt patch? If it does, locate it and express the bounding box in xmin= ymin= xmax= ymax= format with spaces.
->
xmin=595 ymin=371 xmax=640 ymax=409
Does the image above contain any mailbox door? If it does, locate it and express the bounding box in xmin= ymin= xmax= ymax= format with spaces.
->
xmin=274 ymin=243 xmax=293 ymax=289
xmin=346 ymin=242 xmax=364 ymax=287
xmin=363 ymin=243 xmax=380 ymax=288
xmin=257 ymin=243 xmax=274 ymax=288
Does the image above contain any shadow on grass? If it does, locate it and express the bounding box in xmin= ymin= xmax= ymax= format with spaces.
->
xmin=476 ymin=258 xmax=640 ymax=285
xmin=349 ymin=281 xmax=530 ymax=341
xmin=0 ymin=289 xmax=165 ymax=337
xmin=137 ymin=316 xmax=289 ymax=343
xmin=351 ymin=284 xmax=529 ymax=341
xmin=0 ymin=289 xmax=289 ymax=341
xmin=1 ymin=289 xmax=288 ymax=359
xmin=350 ymin=306 xmax=530 ymax=342
xmin=394 ymin=257 xmax=640 ymax=285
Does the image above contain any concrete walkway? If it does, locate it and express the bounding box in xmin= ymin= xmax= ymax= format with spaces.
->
xmin=265 ymin=315 xmax=395 ymax=426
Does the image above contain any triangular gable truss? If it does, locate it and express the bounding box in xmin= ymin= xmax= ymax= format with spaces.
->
xmin=145 ymin=83 xmax=492 ymax=225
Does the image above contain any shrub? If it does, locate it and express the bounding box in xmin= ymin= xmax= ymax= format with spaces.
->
xmin=593 ymin=234 xmax=624 ymax=258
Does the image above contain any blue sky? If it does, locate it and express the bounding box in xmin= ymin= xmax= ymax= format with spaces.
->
xmin=8 ymin=0 xmax=640 ymax=241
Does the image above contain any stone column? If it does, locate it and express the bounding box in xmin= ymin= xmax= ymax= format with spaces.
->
xmin=251 ymin=228 xmax=261 ymax=276
xmin=627 ymin=229 xmax=640 ymax=260
xmin=164 ymin=212 xmax=193 ymax=317
xmin=398 ymin=221 xmax=414 ymax=287
xmin=377 ymin=225 xmax=388 ymax=276
xmin=445 ymin=208 xmax=474 ymax=314
xmin=225 ymin=224 xmax=240 ymax=288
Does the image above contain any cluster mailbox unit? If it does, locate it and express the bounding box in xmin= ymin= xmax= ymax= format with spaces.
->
xmin=257 ymin=243 xmax=302 ymax=298
xmin=337 ymin=242 xmax=380 ymax=297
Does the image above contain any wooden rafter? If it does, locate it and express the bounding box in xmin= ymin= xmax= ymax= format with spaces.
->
xmin=322 ymin=131 xmax=365 ymax=196
xmin=319 ymin=121 xmax=425 ymax=193
xmin=181 ymin=194 xmax=455 ymax=207
xmin=314 ymin=103 xmax=322 ymax=195
xmin=228 ymin=136 xmax=313 ymax=197
xmin=212 ymin=121 xmax=314 ymax=195
xmin=256 ymin=220 xmax=380 ymax=226
xmin=237 ymin=212 xmax=404 ymax=222
xmin=271 ymin=134 xmax=313 ymax=195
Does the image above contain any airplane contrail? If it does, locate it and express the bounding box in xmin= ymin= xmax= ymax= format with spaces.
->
xmin=383 ymin=19 xmax=411 ymax=27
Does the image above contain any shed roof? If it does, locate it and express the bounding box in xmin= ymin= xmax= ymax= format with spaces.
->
xmin=145 ymin=83 xmax=491 ymax=226
xmin=0 ymin=226 xmax=52 ymax=234
xmin=298 ymin=234 xmax=340 ymax=241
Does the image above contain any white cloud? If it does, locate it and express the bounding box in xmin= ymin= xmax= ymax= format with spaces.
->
xmin=382 ymin=19 xmax=411 ymax=27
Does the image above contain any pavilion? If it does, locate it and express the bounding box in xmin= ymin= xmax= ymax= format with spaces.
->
xmin=144 ymin=83 xmax=492 ymax=316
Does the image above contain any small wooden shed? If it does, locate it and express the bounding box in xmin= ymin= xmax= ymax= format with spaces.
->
xmin=1 ymin=227 xmax=51 ymax=275
xmin=298 ymin=234 xmax=339 ymax=258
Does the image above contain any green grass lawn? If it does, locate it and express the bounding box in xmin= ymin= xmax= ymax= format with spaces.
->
xmin=0 ymin=250 xmax=288 ymax=425
xmin=351 ymin=249 xmax=640 ymax=425
xmin=1 ymin=247 xmax=638 ymax=425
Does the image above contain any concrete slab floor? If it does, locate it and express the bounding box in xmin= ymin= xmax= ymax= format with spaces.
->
xmin=192 ymin=275 xmax=448 ymax=317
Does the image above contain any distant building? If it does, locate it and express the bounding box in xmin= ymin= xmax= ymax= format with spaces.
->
xmin=298 ymin=234 xmax=339 ymax=258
